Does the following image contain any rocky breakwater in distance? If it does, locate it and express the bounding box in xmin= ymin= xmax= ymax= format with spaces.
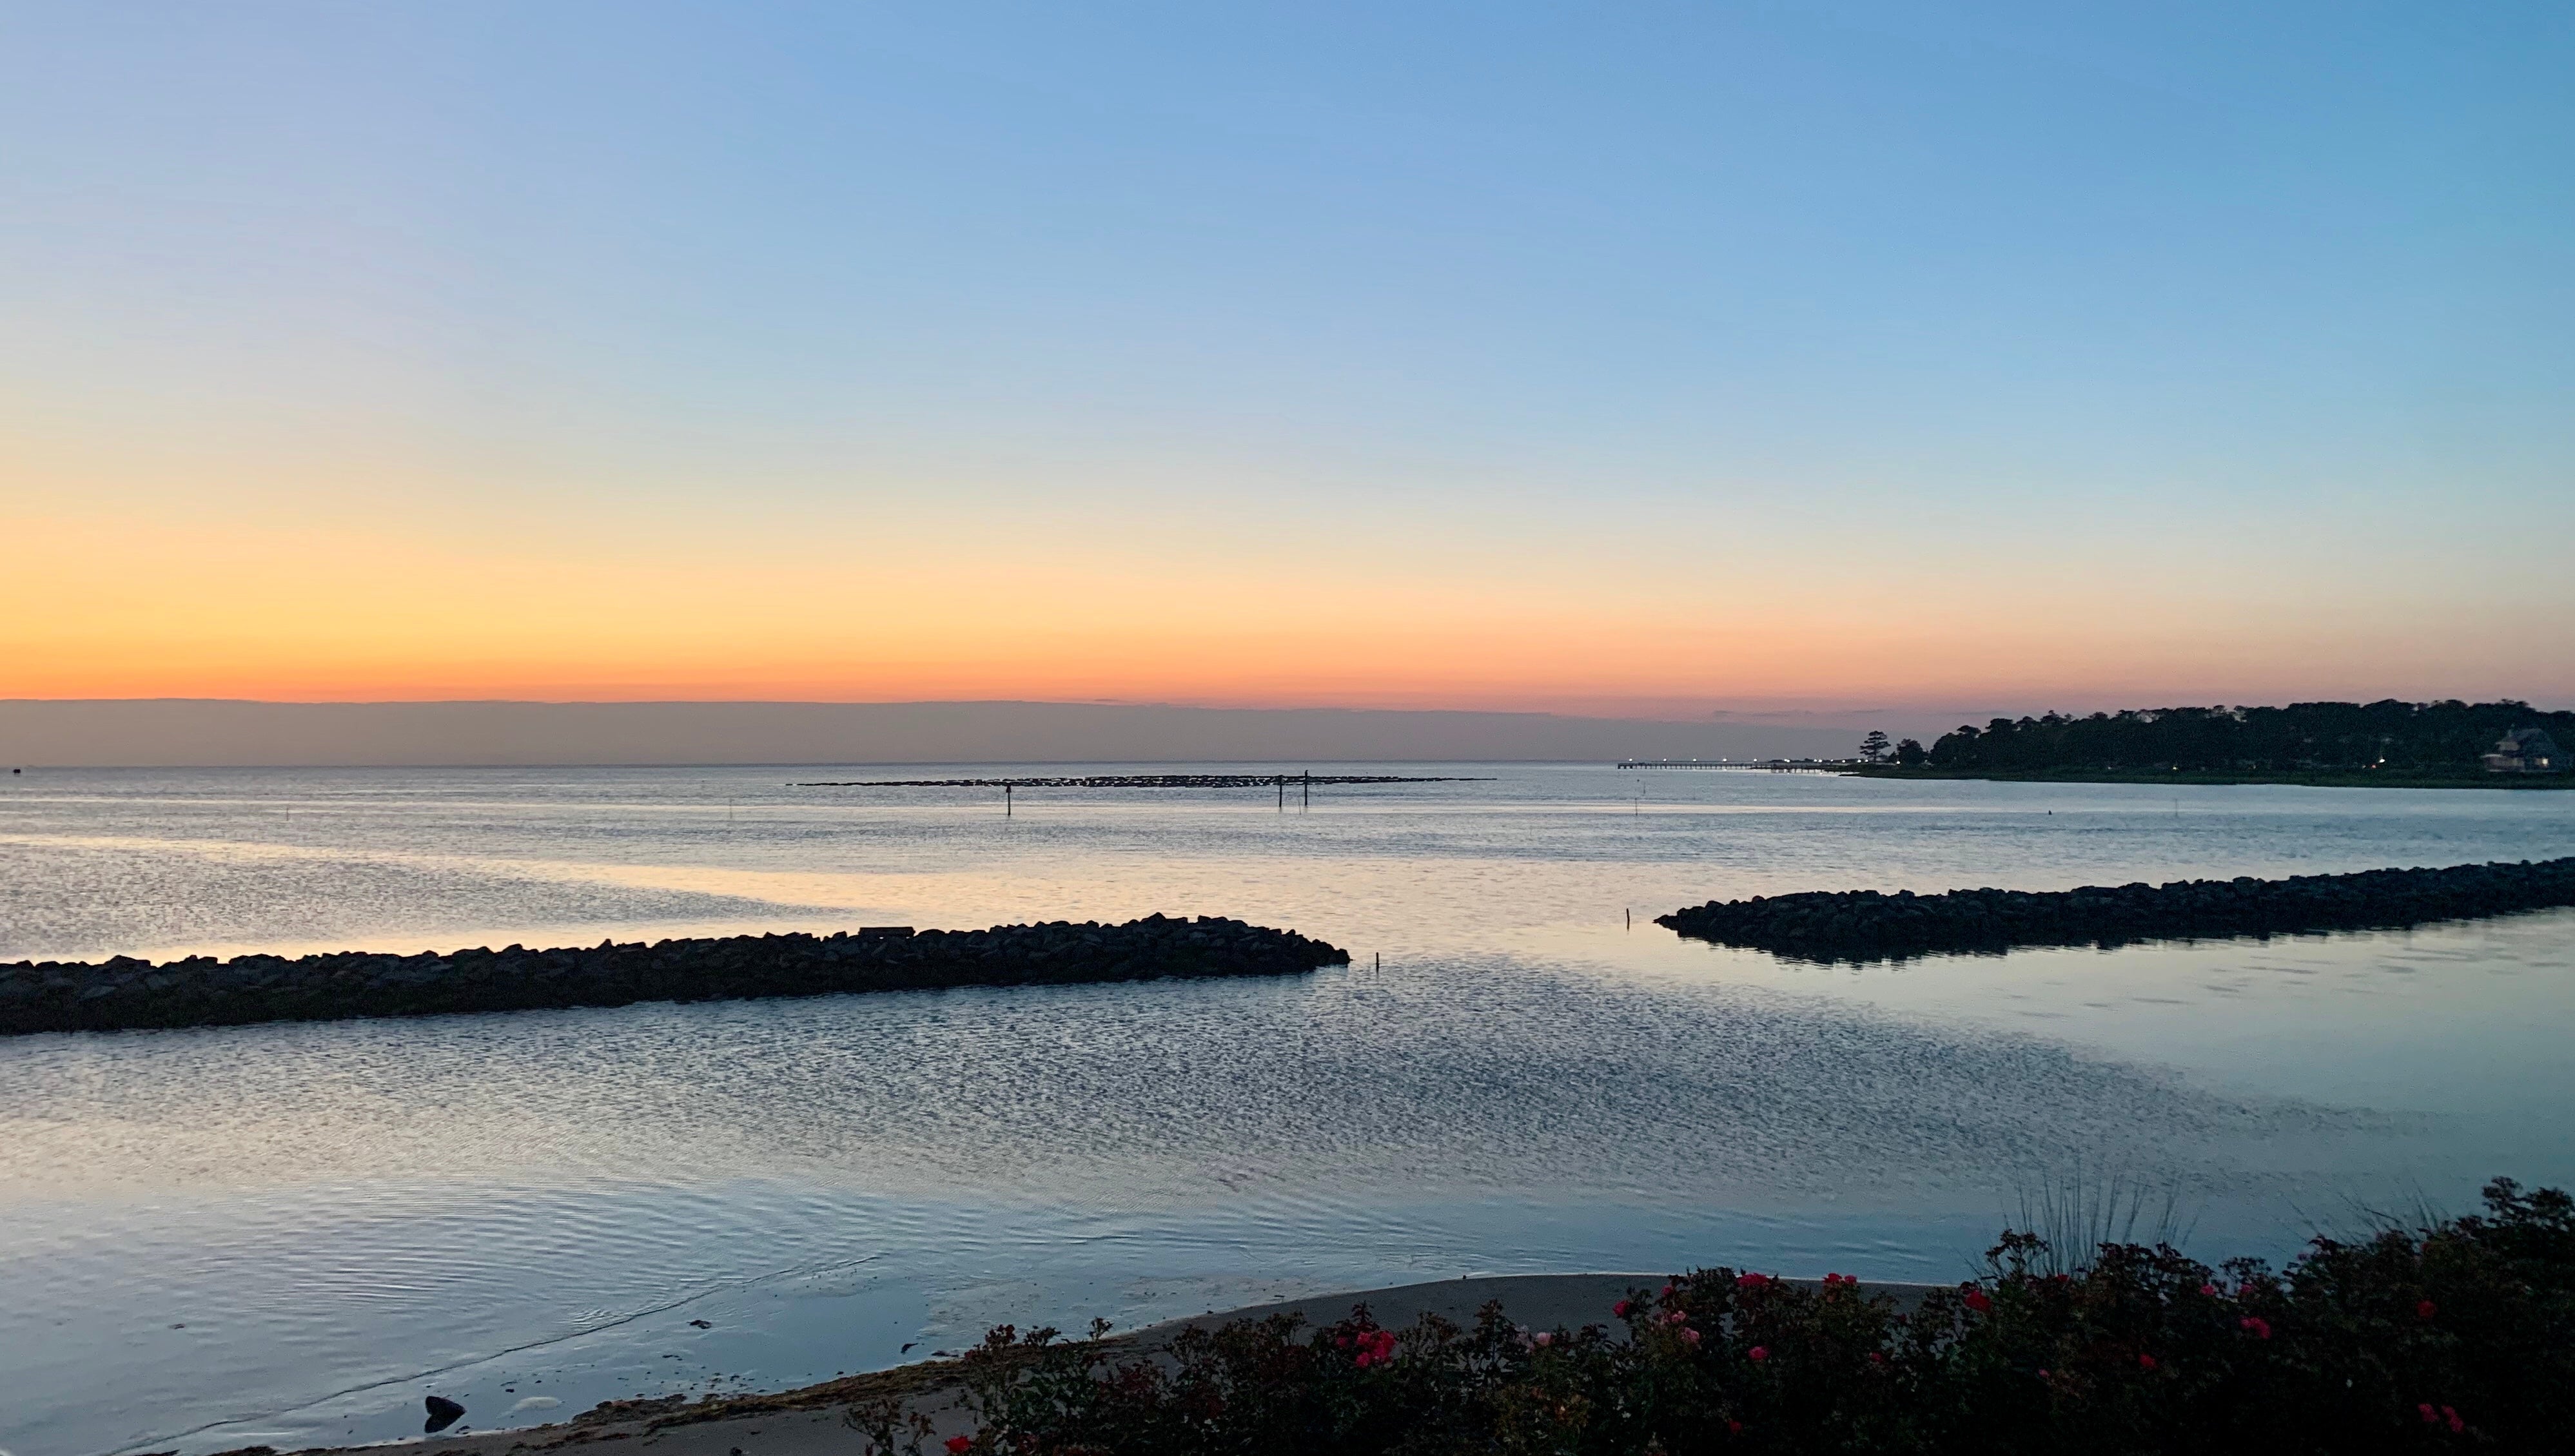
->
xmin=1658 ymin=856 xmax=2575 ymax=964
xmin=0 ymin=915 xmax=1350 ymax=1036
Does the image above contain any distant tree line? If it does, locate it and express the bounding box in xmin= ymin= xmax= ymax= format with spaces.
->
xmin=1875 ymin=699 xmax=2572 ymax=775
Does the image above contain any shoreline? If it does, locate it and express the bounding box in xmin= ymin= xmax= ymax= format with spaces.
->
xmin=1841 ymin=766 xmax=2574 ymax=789
xmin=250 ymin=1274 xmax=1936 ymax=1456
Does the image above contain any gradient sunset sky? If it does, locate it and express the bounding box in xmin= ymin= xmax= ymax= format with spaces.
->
xmin=6 ymin=2 xmax=2569 ymax=715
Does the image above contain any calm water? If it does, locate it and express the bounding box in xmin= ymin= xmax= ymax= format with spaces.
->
xmin=5 ymin=764 xmax=2574 ymax=1456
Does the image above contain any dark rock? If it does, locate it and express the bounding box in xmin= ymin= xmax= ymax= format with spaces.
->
xmin=424 ymin=1395 xmax=465 ymax=1433
xmin=0 ymin=917 xmax=1348 ymax=1036
xmin=1660 ymin=857 xmax=2575 ymax=964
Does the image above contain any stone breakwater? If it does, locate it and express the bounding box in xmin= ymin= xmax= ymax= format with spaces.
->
xmin=1658 ymin=857 xmax=2575 ymax=964
xmin=0 ymin=915 xmax=1350 ymax=1036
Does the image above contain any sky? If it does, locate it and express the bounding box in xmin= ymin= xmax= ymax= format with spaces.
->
xmin=5 ymin=1 xmax=2570 ymax=718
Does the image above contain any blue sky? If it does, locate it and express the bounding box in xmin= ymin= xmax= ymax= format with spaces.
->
xmin=5 ymin=2 xmax=2570 ymax=710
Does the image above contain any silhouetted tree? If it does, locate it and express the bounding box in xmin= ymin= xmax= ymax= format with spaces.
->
xmin=1894 ymin=737 xmax=1928 ymax=766
xmin=1859 ymin=730 xmax=1891 ymax=763
xmin=1917 ymin=701 xmax=2569 ymax=774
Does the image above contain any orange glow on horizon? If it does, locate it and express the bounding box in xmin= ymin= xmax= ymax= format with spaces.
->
xmin=6 ymin=506 xmax=2560 ymax=715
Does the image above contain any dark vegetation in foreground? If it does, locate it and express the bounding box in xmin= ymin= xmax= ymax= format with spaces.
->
xmin=877 ymin=1179 xmax=2574 ymax=1455
xmin=1865 ymin=699 xmax=2570 ymax=780
xmin=1658 ymin=857 xmax=2575 ymax=964
xmin=0 ymin=916 xmax=1347 ymax=1035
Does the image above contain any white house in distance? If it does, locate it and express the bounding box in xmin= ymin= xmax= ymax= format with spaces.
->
xmin=2482 ymin=728 xmax=2565 ymax=773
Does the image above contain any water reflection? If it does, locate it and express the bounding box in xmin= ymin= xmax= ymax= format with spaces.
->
xmin=2 ymin=766 xmax=2570 ymax=1455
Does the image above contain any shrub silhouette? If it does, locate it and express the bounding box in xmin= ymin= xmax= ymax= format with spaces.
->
xmin=870 ymin=1179 xmax=2574 ymax=1453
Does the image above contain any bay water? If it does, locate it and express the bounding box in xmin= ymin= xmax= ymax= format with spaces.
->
xmin=4 ymin=764 xmax=2573 ymax=1456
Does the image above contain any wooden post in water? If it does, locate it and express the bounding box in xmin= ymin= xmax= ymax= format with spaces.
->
xmin=1005 ymin=782 xmax=1013 ymax=817
xmin=1302 ymin=770 xmax=1311 ymax=809
xmin=1277 ymin=775 xmax=1285 ymax=811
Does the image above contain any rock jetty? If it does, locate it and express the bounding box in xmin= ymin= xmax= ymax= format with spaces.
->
xmin=0 ymin=915 xmax=1349 ymax=1036
xmin=1659 ymin=857 xmax=2575 ymax=964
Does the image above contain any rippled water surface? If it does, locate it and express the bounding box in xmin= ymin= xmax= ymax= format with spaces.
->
xmin=5 ymin=765 xmax=2574 ymax=1455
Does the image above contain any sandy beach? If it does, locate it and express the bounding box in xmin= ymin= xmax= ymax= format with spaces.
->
xmin=266 ymin=1275 xmax=1934 ymax=1456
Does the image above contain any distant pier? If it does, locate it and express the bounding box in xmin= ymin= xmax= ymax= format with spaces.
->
xmin=792 ymin=773 xmax=1488 ymax=788
xmin=1616 ymin=758 xmax=1860 ymax=773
